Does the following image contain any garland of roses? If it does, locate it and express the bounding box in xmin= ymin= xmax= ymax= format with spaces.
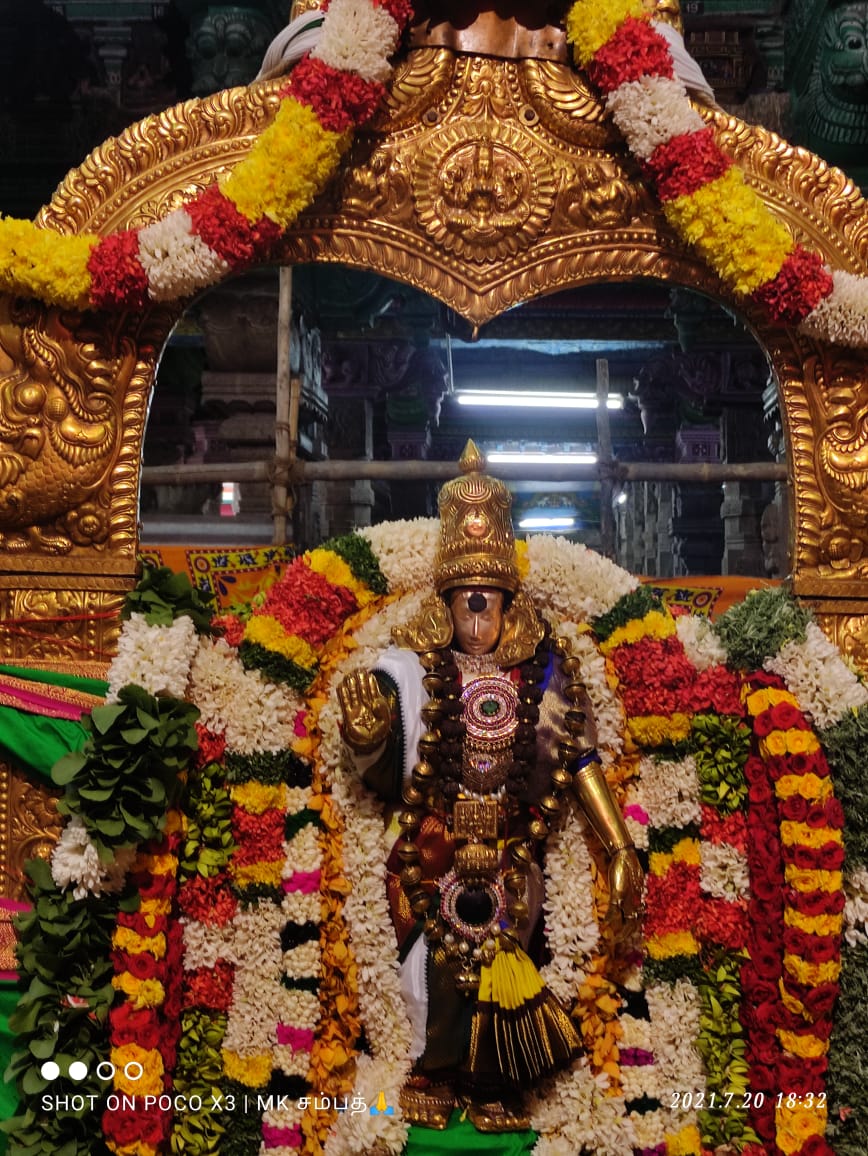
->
xmin=1 ymin=0 xmax=868 ymax=350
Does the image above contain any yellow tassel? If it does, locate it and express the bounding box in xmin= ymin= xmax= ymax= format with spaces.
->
xmin=486 ymin=945 xmax=544 ymax=1009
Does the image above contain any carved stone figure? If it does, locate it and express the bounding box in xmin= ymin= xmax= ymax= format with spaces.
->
xmin=786 ymin=0 xmax=868 ymax=179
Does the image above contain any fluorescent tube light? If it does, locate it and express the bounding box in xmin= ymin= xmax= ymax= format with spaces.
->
xmin=456 ymin=390 xmax=622 ymax=410
xmin=518 ymin=515 xmax=577 ymax=530
xmin=487 ymin=451 xmax=597 ymax=465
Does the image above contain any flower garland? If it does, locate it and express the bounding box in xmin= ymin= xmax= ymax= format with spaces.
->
xmin=1 ymin=0 xmax=868 ymax=349
xmin=0 ymin=0 xmax=413 ymax=312
xmin=11 ymin=530 xmax=868 ymax=1156
xmin=104 ymin=830 xmax=184 ymax=1156
xmin=3 ymin=568 xmax=207 ymax=1156
xmin=741 ymin=676 xmax=843 ymax=1155
xmin=566 ymin=0 xmax=868 ymax=347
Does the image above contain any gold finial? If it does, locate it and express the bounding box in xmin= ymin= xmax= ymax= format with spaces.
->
xmin=459 ymin=439 xmax=486 ymax=474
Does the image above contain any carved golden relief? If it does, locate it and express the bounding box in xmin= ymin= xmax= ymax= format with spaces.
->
xmin=775 ymin=335 xmax=868 ymax=586
xmin=0 ymin=758 xmax=62 ymax=903
xmin=0 ymin=584 xmax=123 ymax=665
xmin=813 ymin=612 xmax=868 ymax=677
xmin=0 ymin=298 xmax=161 ymax=568
xmin=413 ymin=121 xmax=557 ymax=260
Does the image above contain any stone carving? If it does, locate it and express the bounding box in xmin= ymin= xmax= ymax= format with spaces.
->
xmin=787 ymin=0 xmax=868 ymax=178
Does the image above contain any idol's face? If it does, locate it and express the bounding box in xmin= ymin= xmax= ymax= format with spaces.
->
xmin=449 ymin=587 xmax=505 ymax=656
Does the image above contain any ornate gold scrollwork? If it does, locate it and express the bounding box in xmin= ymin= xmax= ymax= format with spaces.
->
xmin=413 ymin=120 xmax=557 ymax=261
xmin=0 ymin=757 xmax=62 ymax=903
xmin=0 ymin=299 xmax=158 ymax=564
xmin=814 ymin=611 xmax=868 ymax=677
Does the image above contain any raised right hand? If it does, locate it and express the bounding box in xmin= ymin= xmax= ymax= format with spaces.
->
xmin=337 ymin=670 xmax=392 ymax=753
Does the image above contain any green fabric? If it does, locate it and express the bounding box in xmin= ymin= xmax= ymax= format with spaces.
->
xmin=0 ymin=979 xmax=19 ymax=1138
xmin=0 ymin=665 xmax=108 ymax=697
xmin=0 ymin=665 xmax=107 ymax=781
xmin=405 ymin=1111 xmax=537 ymax=1154
xmin=0 ymin=704 xmax=89 ymax=781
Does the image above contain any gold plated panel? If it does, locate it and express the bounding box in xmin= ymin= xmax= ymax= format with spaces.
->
xmin=0 ymin=758 xmax=62 ymax=903
xmin=0 ymin=297 xmax=168 ymax=572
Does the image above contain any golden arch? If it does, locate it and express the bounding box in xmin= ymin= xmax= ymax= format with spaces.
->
xmin=1 ymin=40 xmax=868 ymax=674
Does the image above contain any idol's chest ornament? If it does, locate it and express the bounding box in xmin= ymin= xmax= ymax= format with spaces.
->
xmin=395 ymin=629 xmax=595 ymax=995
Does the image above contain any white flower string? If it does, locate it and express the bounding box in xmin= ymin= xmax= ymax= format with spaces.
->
xmin=555 ymin=618 xmax=626 ymax=766
xmin=843 ymin=866 xmax=868 ymax=948
xmin=49 ymin=815 xmax=136 ymax=899
xmin=763 ymin=620 xmax=868 ymax=731
xmin=675 ymin=612 xmax=728 ymax=673
xmin=524 ymin=534 xmax=639 ymax=623
xmin=189 ymin=636 xmax=300 ymax=752
xmin=106 ymin=612 xmax=200 ymax=702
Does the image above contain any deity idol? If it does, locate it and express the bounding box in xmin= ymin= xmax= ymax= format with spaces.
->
xmin=338 ymin=441 xmax=643 ymax=1133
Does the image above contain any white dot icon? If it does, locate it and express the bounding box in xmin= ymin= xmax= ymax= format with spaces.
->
xmin=40 ymin=1061 xmax=60 ymax=1081
xmin=68 ymin=1061 xmax=88 ymax=1081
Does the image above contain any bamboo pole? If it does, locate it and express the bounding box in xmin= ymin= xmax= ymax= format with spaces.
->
xmin=273 ymin=267 xmax=293 ymax=545
xmin=595 ymin=358 xmax=615 ymax=559
xmin=141 ymin=458 xmax=787 ymax=486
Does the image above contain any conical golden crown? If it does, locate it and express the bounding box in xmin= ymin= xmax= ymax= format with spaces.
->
xmin=434 ymin=440 xmax=519 ymax=595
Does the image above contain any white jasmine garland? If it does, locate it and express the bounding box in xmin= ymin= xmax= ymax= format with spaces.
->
xmin=843 ymin=866 xmax=868 ymax=947
xmin=801 ymin=268 xmax=868 ymax=347
xmin=50 ymin=816 xmax=136 ymax=899
xmin=620 ymin=1062 xmax=657 ymax=1103
xmin=628 ymin=1107 xmax=673 ymax=1149
xmin=764 ymin=620 xmax=868 ymax=730
xmin=360 ymin=519 xmax=438 ymax=594
xmin=277 ymin=986 xmax=321 ymax=1031
xmin=675 ymin=612 xmax=728 ymax=672
xmin=281 ymin=888 xmax=320 ymax=924
xmin=180 ymin=916 xmax=235 ymax=970
xmin=107 ymin=612 xmax=199 ymax=702
xmin=222 ymin=902 xmax=289 ymax=1061
xmin=283 ymin=939 xmax=320 ymax=980
xmin=645 ymin=980 xmax=705 ymax=1095
xmin=312 ymin=0 xmax=400 ymax=83
xmin=272 ymin=1044 xmax=309 ymax=1077
xmin=627 ymin=755 xmax=702 ymax=829
xmin=528 ymin=1061 xmax=634 ymax=1154
xmin=700 ymin=840 xmax=750 ymax=901
xmin=524 ymin=534 xmax=638 ymax=623
xmin=137 ymin=209 xmax=229 ymax=301
xmin=605 ymin=75 xmax=704 ymax=159
xmin=325 ymin=1053 xmax=410 ymax=1155
xmin=539 ymin=798 xmax=599 ymax=1004
xmin=189 ymin=637 xmax=299 ymax=752
xmin=283 ymin=822 xmax=320 ymax=875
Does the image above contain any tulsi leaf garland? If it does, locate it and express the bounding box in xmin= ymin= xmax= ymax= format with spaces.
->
xmin=1 ymin=0 xmax=868 ymax=348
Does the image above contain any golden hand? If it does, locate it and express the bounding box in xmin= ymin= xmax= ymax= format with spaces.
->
xmin=605 ymin=847 xmax=644 ymax=943
xmin=337 ymin=670 xmax=392 ymax=753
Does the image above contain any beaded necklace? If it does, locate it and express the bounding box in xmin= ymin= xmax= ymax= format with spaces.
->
xmin=394 ymin=624 xmax=595 ymax=994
